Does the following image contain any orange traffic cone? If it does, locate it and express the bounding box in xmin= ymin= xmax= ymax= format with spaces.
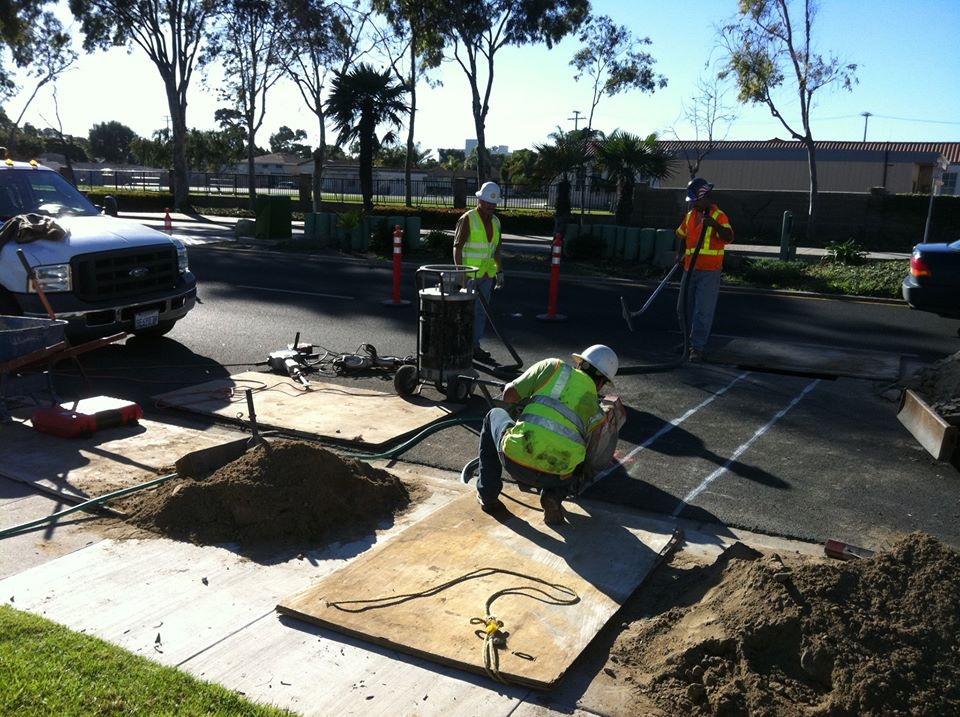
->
xmin=163 ymin=209 xmax=173 ymax=233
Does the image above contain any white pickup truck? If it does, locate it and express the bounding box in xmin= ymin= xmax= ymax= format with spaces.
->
xmin=0 ymin=161 xmax=196 ymax=338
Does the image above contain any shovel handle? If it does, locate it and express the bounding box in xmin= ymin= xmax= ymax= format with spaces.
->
xmin=17 ymin=249 xmax=57 ymax=320
xmin=245 ymin=389 xmax=261 ymax=444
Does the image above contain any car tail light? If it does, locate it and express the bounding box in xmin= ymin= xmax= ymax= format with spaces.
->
xmin=910 ymin=252 xmax=932 ymax=278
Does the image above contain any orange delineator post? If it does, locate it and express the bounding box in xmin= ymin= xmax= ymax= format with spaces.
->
xmin=163 ymin=209 xmax=173 ymax=233
xmin=537 ymin=233 xmax=567 ymax=322
xmin=382 ymin=224 xmax=410 ymax=307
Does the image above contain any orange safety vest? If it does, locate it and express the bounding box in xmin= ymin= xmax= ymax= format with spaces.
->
xmin=676 ymin=205 xmax=733 ymax=272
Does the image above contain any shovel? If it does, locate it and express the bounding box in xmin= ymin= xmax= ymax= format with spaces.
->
xmin=175 ymin=389 xmax=267 ymax=478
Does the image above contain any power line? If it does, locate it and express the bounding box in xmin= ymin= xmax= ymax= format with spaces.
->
xmin=870 ymin=114 xmax=960 ymax=126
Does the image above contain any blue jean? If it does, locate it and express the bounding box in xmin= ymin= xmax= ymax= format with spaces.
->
xmin=476 ymin=408 xmax=569 ymax=504
xmin=684 ymin=268 xmax=722 ymax=351
xmin=471 ymin=277 xmax=494 ymax=345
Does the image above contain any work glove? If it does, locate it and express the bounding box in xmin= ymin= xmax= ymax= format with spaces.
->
xmin=495 ymin=271 xmax=504 ymax=290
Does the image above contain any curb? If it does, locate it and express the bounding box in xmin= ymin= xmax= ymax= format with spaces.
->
xmin=194 ymin=243 xmax=908 ymax=307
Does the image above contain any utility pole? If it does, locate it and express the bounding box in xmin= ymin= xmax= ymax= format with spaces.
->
xmin=568 ymin=110 xmax=583 ymax=131
xmin=860 ymin=111 xmax=872 ymax=142
xmin=163 ymin=115 xmax=172 ymax=134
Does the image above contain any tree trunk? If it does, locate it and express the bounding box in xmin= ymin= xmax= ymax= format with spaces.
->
xmin=615 ymin=178 xmax=634 ymax=226
xmin=312 ymin=118 xmax=325 ymax=212
xmin=247 ymin=133 xmax=257 ymax=210
xmin=805 ymin=140 xmax=818 ymax=242
xmin=164 ymin=82 xmax=190 ymax=209
xmin=404 ymin=32 xmax=417 ymax=208
xmin=471 ymin=95 xmax=488 ymax=184
xmin=359 ymin=119 xmax=374 ymax=212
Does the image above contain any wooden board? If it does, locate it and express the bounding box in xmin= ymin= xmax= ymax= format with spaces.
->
xmin=0 ymin=416 xmax=242 ymax=500
xmin=708 ymin=337 xmax=903 ymax=380
xmin=154 ymin=371 xmax=463 ymax=447
xmin=277 ymin=488 xmax=674 ymax=689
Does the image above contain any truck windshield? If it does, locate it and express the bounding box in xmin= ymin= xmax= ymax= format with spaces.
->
xmin=0 ymin=169 xmax=100 ymax=220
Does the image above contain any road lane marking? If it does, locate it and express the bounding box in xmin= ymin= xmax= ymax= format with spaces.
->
xmin=595 ymin=371 xmax=752 ymax=482
xmin=672 ymin=378 xmax=821 ymax=516
xmin=236 ymin=285 xmax=355 ymax=300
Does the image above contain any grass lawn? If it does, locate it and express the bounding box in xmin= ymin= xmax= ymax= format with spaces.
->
xmin=0 ymin=605 xmax=293 ymax=717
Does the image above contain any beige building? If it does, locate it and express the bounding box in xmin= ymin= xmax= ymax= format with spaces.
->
xmin=659 ymin=140 xmax=960 ymax=195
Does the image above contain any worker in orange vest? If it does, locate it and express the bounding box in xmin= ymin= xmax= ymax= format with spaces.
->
xmin=675 ymin=178 xmax=734 ymax=361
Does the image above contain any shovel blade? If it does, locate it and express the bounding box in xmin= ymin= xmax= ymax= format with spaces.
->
xmin=175 ymin=438 xmax=252 ymax=478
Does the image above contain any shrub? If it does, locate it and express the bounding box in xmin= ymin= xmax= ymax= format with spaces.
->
xmin=423 ymin=229 xmax=451 ymax=257
xmin=368 ymin=216 xmax=394 ymax=256
xmin=825 ymin=238 xmax=867 ymax=265
xmin=566 ymin=230 xmax=605 ymax=261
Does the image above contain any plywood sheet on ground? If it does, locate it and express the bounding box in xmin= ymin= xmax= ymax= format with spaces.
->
xmin=709 ymin=337 xmax=903 ymax=380
xmin=0 ymin=417 xmax=241 ymax=500
xmin=154 ymin=372 xmax=463 ymax=447
xmin=277 ymin=488 xmax=674 ymax=689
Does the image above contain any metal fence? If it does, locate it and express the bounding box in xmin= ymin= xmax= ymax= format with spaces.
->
xmin=71 ymin=168 xmax=617 ymax=211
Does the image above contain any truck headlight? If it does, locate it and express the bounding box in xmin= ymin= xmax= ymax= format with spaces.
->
xmin=27 ymin=263 xmax=72 ymax=293
xmin=173 ymin=239 xmax=189 ymax=274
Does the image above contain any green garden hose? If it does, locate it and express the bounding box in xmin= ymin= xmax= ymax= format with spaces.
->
xmin=0 ymin=416 xmax=482 ymax=541
xmin=0 ymin=472 xmax=179 ymax=540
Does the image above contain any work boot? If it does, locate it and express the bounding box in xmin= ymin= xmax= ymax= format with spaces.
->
xmin=688 ymin=348 xmax=704 ymax=363
xmin=540 ymin=493 xmax=565 ymax=526
xmin=476 ymin=492 xmax=506 ymax=515
xmin=473 ymin=347 xmax=493 ymax=363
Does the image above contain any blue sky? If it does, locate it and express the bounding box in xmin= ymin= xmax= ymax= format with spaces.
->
xmin=9 ymin=0 xmax=960 ymax=154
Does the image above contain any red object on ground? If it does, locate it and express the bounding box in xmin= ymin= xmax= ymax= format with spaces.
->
xmin=537 ymin=233 xmax=567 ymax=322
xmin=32 ymin=396 xmax=143 ymax=438
xmin=824 ymin=539 xmax=875 ymax=561
xmin=382 ymin=225 xmax=410 ymax=307
xmin=163 ymin=209 xmax=173 ymax=233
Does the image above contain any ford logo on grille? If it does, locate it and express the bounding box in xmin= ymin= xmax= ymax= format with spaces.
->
xmin=129 ymin=267 xmax=149 ymax=278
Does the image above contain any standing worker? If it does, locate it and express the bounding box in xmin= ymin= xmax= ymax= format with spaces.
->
xmin=675 ymin=177 xmax=734 ymax=361
xmin=472 ymin=345 xmax=619 ymax=525
xmin=454 ymin=181 xmax=503 ymax=363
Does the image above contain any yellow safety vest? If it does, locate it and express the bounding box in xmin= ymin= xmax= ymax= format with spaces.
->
xmin=502 ymin=362 xmax=605 ymax=476
xmin=461 ymin=209 xmax=501 ymax=278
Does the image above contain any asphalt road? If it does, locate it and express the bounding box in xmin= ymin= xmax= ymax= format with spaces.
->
xmin=44 ymin=245 xmax=960 ymax=549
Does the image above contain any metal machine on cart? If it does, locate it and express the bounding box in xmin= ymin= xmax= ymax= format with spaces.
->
xmin=394 ymin=265 xmax=479 ymax=402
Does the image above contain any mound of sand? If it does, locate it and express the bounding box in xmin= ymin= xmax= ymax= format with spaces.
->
xmin=909 ymin=350 xmax=960 ymax=419
xmin=610 ymin=534 xmax=960 ymax=717
xmin=122 ymin=439 xmax=410 ymax=545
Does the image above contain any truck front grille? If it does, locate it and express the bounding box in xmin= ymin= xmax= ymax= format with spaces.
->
xmin=73 ymin=246 xmax=178 ymax=302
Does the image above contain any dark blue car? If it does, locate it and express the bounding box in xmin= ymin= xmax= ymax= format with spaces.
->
xmin=902 ymin=240 xmax=960 ymax=321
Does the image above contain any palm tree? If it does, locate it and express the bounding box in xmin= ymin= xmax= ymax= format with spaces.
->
xmin=594 ymin=131 xmax=675 ymax=225
xmin=534 ymin=127 xmax=601 ymax=220
xmin=326 ymin=63 xmax=408 ymax=211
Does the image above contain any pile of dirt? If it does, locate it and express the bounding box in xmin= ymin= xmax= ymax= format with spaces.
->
xmin=121 ymin=439 xmax=411 ymax=545
xmin=610 ymin=534 xmax=960 ymax=716
xmin=908 ymin=350 xmax=960 ymax=418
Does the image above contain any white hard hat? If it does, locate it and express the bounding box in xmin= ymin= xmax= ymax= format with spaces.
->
xmin=475 ymin=181 xmax=501 ymax=205
xmin=572 ymin=344 xmax=619 ymax=384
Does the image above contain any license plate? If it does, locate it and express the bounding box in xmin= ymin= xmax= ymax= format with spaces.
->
xmin=134 ymin=309 xmax=159 ymax=330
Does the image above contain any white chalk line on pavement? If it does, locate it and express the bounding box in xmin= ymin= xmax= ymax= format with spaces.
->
xmin=595 ymin=370 xmax=752 ymax=482
xmin=672 ymin=378 xmax=821 ymax=517
xmin=235 ymin=285 xmax=355 ymax=301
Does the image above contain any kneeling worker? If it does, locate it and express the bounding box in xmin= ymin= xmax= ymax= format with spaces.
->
xmin=475 ymin=345 xmax=619 ymax=525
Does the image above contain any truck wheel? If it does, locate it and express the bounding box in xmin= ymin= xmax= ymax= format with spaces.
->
xmin=0 ymin=290 xmax=22 ymax=316
xmin=394 ymin=365 xmax=419 ymax=396
xmin=133 ymin=319 xmax=177 ymax=338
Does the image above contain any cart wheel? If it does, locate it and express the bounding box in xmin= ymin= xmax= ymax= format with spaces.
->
xmin=394 ymin=365 xmax=419 ymax=396
xmin=445 ymin=376 xmax=472 ymax=403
